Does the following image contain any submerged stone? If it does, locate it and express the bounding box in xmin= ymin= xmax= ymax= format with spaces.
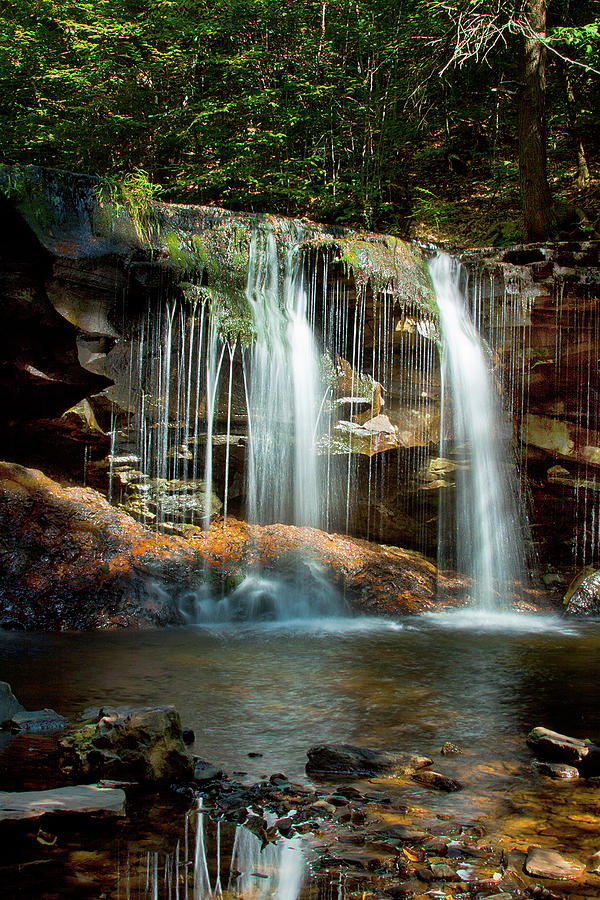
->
xmin=411 ymin=770 xmax=464 ymax=792
xmin=524 ymin=845 xmax=585 ymax=880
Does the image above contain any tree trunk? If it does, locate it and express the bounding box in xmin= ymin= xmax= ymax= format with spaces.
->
xmin=518 ymin=0 xmax=554 ymax=241
xmin=564 ymin=70 xmax=590 ymax=188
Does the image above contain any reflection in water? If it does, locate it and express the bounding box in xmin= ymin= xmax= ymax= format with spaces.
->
xmin=121 ymin=800 xmax=305 ymax=900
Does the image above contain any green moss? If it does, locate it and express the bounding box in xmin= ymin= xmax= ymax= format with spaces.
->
xmin=181 ymin=282 xmax=255 ymax=347
xmin=301 ymin=230 xmax=437 ymax=323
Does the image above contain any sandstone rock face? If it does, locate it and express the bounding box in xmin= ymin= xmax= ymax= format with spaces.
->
xmin=2 ymin=167 xmax=599 ymax=581
xmin=0 ymin=461 xmax=479 ymax=629
xmin=60 ymin=707 xmax=193 ymax=783
xmin=305 ymin=743 xmax=433 ymax=777
xmin=460 ymin=243 xmax=600 ymax=575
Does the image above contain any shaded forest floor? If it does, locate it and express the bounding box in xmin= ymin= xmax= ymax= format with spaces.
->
xmin=406 ymin=137 xmax=600 ymax=248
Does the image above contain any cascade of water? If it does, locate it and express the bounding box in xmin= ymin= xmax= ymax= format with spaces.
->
xmin=430 ymin=253 xmax=529 ymax=608
xmin=246 ymin=228 xmax=323 ymax=527
xmin=228 ymin=817 xmax=305 ymax=900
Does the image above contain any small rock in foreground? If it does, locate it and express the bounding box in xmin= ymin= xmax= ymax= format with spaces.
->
xmin=524 ymin=845 xmax=585 ymax=880
xmin=306 ymin=743 xmax=432 ymax=777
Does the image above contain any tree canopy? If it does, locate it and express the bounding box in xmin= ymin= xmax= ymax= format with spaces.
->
xmin=1 ymin=0 xmax=599 ymax=243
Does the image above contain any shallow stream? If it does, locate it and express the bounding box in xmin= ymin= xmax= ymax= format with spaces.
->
xmin=2 ymin=611 xmax=600 ymax=897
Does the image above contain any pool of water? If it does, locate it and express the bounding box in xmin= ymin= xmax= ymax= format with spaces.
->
xmin=2 ymin=611 xmax=600 ymax=896
xmin=1 ymin=612 xmax=599 ymax=789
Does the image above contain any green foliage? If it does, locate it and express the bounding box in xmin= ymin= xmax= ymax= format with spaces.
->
xmin=0 ymin=0 xmax=598 ymax=242
xmin=96 ymin=169 xmax=162 ymax=243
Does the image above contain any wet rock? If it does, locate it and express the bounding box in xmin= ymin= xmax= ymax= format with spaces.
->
xmin=524 ymin=846 xmax=585 ymax=880
xmin=11 ymin=708 xmax=69 ymax=733
xmin=325 ymin=794 xmax=349 ymax=807
xmin=193 ymin=762 xmax=223 ymax=784
xmin=0 ymin=784 xmax=126 ymax=822
xmin=588 ymin=850 xmax=600 ymax=874
xmin=388 ymin=879 xmax=423 ymax=896
xmin=61 ymin=706 xmax=193 ymax=783
xmin=306 ymin=743 xmax=432 ymax=777
xmin=0 ymin=682 xmax=25 ymax=725
xmin=564 ymin=568 xmax=600 ymax=615
xmin=182 ymin=729 xmax=195 ymax=745
xmin=382 ymin=825 xmax=429 ymax=844
xmin=526 ymin=726 xmax=600 ymax=770
xmin=411 ymin=770 xmax=463 ymax=792
xmin=430 ymin=862 xmax=459 ymax=880
xmin=307 ymin=799 xmax=337 ymax=817
xmin=269 ymin=773 xmax=289 ymax=786
xmin=532 ymin=759 xmax=580 ymax=779
xmin=441 ymin=741 xmax=462 ymax=755
xmin=415 ymin=867 xmax=434 ymax=883
xmin=423 ymin=836 xmax=448 ymax=855
xmin=336 ymin=785 xmax=364 ymax=800
xmin=276 ymin=816 xmax=294 ymax=837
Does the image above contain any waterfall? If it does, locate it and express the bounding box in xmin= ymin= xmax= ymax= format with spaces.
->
xmin=430 ymin=253 xmax=529 ymax=608
xmin=246 ymin=228 xmax=323 ymax=527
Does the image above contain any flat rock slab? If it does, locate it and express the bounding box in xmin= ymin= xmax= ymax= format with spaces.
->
xmin=0 ymin=784 xmax=126 ymax=822
xmin=0 ymin=682 xmax=25 ymax=725
xmin=524 ymin=846 xmax=585 ymax=880
xmin=10 ymin=708 xmax=69 ymax=732
xmin=526 ymin=727 xmax=600 ymax=768
xmin=306 ymin=743 xmax=432 ymax=777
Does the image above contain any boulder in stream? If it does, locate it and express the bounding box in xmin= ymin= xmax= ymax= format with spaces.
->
xmin=526 ymin=726 xmax=600 ymax=772
xmin=0 ymin=682 xmax=25 ymax=725
xmin=306 ymin=743 xmax=432 ymax=777
xmin=60 ymin=706 xmax=193 ymax=783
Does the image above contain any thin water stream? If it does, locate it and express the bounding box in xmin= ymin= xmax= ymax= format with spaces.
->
xmin=430 ymin=253 xmax=530 ymax=608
